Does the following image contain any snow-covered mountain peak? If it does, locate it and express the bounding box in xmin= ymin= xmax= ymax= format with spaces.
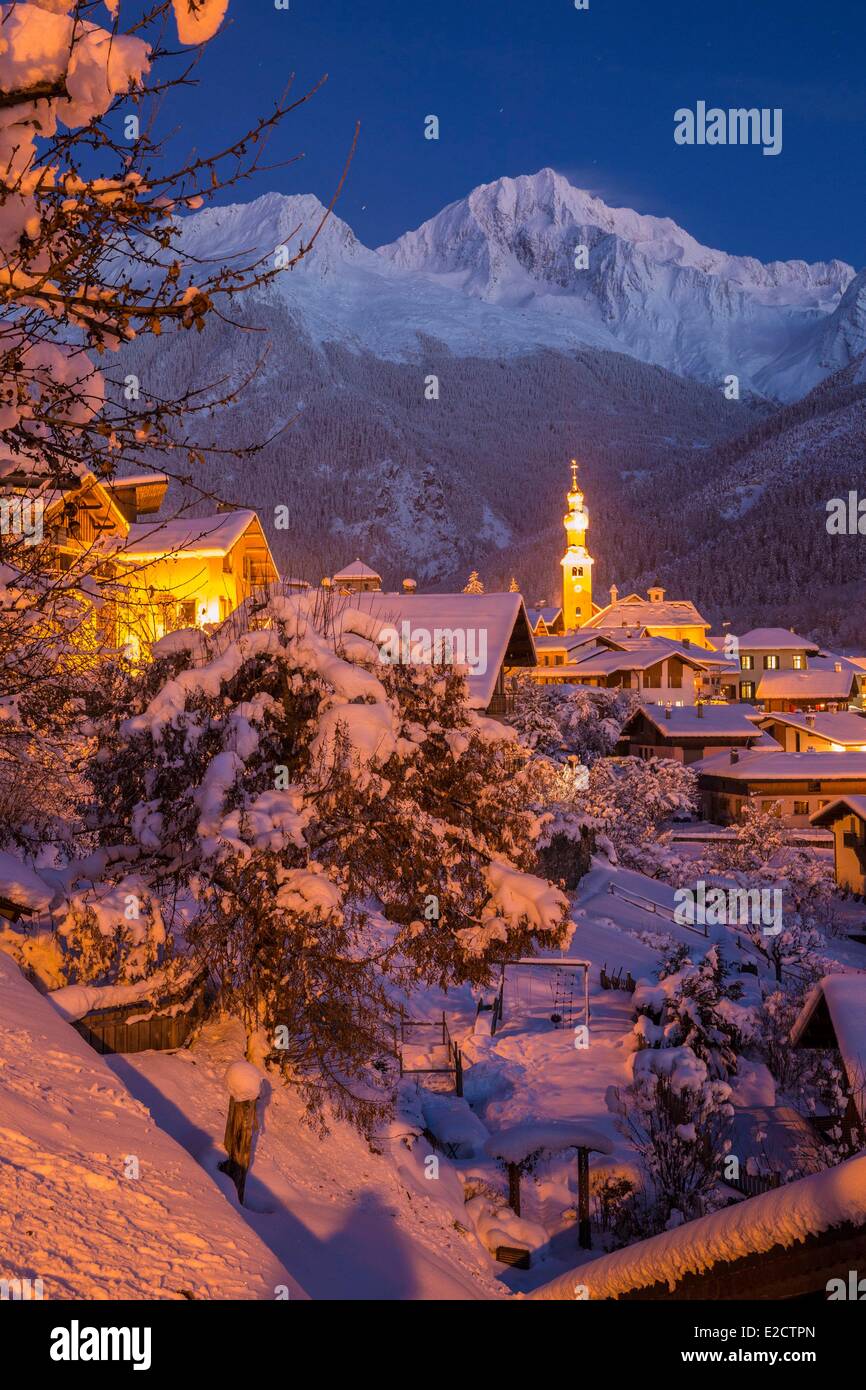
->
xmin=379 ymin=168 xmax=853 ymax=307
xmin=173 ymin=190 xmax=377 ymax=277
xmin=160 ymin=172 xmax=862 ymax=401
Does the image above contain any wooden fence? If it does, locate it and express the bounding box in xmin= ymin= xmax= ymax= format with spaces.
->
xmin=73 ymin=977 xmax=208 ymax=1055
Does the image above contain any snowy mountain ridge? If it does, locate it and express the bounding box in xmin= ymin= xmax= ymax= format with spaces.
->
xmin=168 ymin=170 xmax=864 ymax=401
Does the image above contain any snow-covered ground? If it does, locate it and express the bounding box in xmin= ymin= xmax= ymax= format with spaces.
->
xmin=5 ymin=852 xmax=865 ymax=1300
xmin=111 ymin=1018 xmax=506 ymax=1301
xmin=0 ymin=953 xmax=300 ymax=1301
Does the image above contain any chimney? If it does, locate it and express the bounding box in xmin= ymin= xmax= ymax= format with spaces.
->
xmin=648 ymin=586 xmax=665 ymax=604
xmin=664 ymin=706 xmax=672 ymax=720
xmin=609 ymin=584 xmax=619 ymax=605
xmin=730 ymin=749 xmax=739 ymax=764
xmin=696 ymin=702 xmax=704 ymax=718
xmin=806 ymin=714 xmax=815 ymax=728
xmin=402 ymin=577 xmax=417 ymax=593
xmin=835 ymin=661 xmax=842 ymax=672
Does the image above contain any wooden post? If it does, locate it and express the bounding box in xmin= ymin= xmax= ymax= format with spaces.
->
xmin=454 ymin=1046 xmax=463 ymax=1098
xmin=577 ymin=1146 xmax=591 ymax=1249
xmin=507 ymin=1161 xmax=521 ymax=1216
xmin=219 ymin=1096 xmax=257 ymax=1205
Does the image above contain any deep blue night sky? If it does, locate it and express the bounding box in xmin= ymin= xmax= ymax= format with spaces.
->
xmin=164 ymin=0 xmax=866 ymax=266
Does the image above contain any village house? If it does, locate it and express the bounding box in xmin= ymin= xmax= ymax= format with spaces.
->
xmin=615 ymin=703 xmax=771 ymax=764
xmin=718 ymin=627 xmax=862 ymax=709
xmin=332 ymin=588 xmax=537 ymax=718
xmin=695 ymin=748 xmax=866 ymax=827
xmin=112 ymin=509 xmax=279 ymax=654
xmin=791 ymin=976 xmax=866 ymax=1144
xmin=329 ymin=558 xmax=383 ymax=593
xmin=1 ymin=469 xmax=279 ymax=656
xmin=532 ymin=634 xmax=709 ymax=704
xmin=809 ymin=796 xmax=866 ymax=897
xmin=755 ymin=709 xmax=866 ymax=753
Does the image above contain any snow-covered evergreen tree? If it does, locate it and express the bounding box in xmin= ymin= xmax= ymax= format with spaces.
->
xmin=463 ymin=571 xmax=485 ymax=594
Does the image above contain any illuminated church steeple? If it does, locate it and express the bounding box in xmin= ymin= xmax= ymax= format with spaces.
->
xmin=560 ymin=459 xmax=593 ymax=630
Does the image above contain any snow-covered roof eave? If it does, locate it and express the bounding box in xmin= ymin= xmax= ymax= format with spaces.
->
xmin=531 ymin=1151 xmax=866 ymax=1301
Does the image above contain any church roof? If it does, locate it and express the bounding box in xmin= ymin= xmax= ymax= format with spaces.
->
xmin=584 ymin=592 xmax=710 ymax=632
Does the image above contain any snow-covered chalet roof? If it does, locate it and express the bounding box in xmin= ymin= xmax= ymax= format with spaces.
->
xmin=810 ymin=794 xmax=866 ymax=826
xmin=566 ymin=637 xmax=706 ymax=676
xmin=736 ymin=627 xmax=819 ymax=651
xmin=335 ymin=591 xmax=535 ymax=709
xmin=695 ymin=748 xmax=866 ymax=781
xmin=333 ymin=558 xmax=382 ymax=581
xmin=583 ymin=592 xmax=710 ymax=632
xmin=757 ymin=710 xmax=866 ymax=746
xmin=623 ymin=703 xmax=764 ymax=740
xmin=117 ymin=510 xmax=263 ymax=561
xmin=756 ymin=668 xmax=857 ymax=701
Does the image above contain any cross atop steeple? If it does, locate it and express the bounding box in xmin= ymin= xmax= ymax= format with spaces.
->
xmin=570 ymin=457 xmax=579 ymax=492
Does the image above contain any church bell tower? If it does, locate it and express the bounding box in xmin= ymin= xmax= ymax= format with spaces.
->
xmin=560 ymin=459 xmax=593 ymax=630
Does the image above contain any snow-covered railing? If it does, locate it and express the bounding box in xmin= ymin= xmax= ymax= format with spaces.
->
xmin=607 ymin=881 xmax=709 ymax=937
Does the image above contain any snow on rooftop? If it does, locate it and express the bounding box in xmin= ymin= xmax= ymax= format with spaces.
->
xmin=737 ymin=627 xmax=818 ymax=650
xmin=107 ymin=472 xmax=169 ymax=490
xmin=756 ymin=668 xmax=856 ymax=699
xmin=586 ymin=593 xmax=710 ymax=631
xmin=118 ymin=510 xmax=259 ymax=560
xmin=531 ymin=1151 xmax=866 ymax=1300
xmin=697 ymin=748 xmax=866 ymax=780
xmin=759 ymin=710 xmax=866 ymax=745
xmin=333 ymin=558 xmax=382 ymax=580
xmin=631 ymin=703 xmax=763 ymax=738
xmin=791 ymin=975 xmax=866 ymax=1121
xmin=810 ymin=794 xmax=866 ymax=825
xmin=337 ymin=590 xmax=534 ymax=708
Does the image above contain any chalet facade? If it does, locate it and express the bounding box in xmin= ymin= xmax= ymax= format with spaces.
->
xmin=616 ymin=703 xmax=769 ymax=765
xmin=756 ymin=710 xmax=866 ymax=753
xmin=1 ymin=470 xmax=279 ymax=657
xmin=696 ymin=749 xmax=866 ymax=827
xmin=809 ymin=796 xmax=866 ymax=896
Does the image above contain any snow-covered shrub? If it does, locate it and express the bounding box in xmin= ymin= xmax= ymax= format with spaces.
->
xmin=509 ymin=678 xmax=637 ymax=765
xmin=84 ymin=594 xmax=572 ymax=1129
xmin=578 ymin=755 xmax=698 ymax=874
xmin=633 ymin=944 xmax=747 ymax=1080
xmin=53 ymin=877 xmax=166 ymax=986
xmin=609 ymin=1048 xmax=733 ymax=1231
